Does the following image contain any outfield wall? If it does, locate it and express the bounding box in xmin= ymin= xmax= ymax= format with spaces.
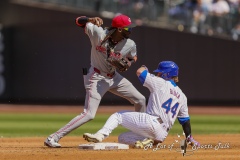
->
xmin=0 ymin=2 xmax=240 ymax=105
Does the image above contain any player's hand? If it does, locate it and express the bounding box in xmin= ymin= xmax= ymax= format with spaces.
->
xmin=125 ymin=58 xmax=134 ymax=68
xmin=186 ymin=135 xmax=200 ymax=147
xmin=141 ymin=65 xmax=149 ymax=72
xmin=88 ymin=17 xmax=103 ymax=27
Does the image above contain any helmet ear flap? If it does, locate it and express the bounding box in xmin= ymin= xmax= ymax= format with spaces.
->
xmin=161 ymin=73 xmax=168 ymax=79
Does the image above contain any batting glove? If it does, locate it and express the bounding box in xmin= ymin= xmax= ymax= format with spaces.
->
xmin=135 ymin=138 xmax=154 ymax=149
xmin=186 ymin=135 xmax=200 ymax=147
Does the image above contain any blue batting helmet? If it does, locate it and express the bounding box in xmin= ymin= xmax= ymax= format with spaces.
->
xmin=153 ymin=61 xmax=179 ymax=79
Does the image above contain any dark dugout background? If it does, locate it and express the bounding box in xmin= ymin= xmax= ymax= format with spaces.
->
xmin=0 ymin=1 xmax=239 ymax=105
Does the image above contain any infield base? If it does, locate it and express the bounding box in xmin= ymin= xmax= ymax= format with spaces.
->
xmin=79 ymin=143 xmax=129 ymax=150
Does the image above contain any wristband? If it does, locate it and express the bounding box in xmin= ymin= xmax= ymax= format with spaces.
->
xmin=76 ymin=16 xmax=88 ymax=26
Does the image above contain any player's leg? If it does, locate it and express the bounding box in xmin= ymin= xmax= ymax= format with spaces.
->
xmin=90 ymin=111 xmax=151 ymax=138
xmin=109 ymin=73 xmax=146 ymax=112
xmin=83 ymin=111 xmax=165 ymax=144
xmin=118 ymin=112 xmax=168 ymax=148
xmin=118 ymin=131 xmax=146 ymax=147
xmin=104 ymin=111 xmax=167 ymax=141
xmin=119 ymin=131 xmax=155 ymax=148
xmin=83 ymin=110 xmax=125 ymax=142
xmin=45 ymin=72 xmax=109 ymax=147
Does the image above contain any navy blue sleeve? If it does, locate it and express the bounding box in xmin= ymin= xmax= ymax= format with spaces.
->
xmin=76 ymin=16 xmax=88 ymax=28
xmin=138 ymin=70 xmax=148 ymax=84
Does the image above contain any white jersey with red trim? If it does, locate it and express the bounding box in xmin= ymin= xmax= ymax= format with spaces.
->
xmin=84 ymin=23 xmax=137 ymax=74
xmin=143 ymin=72 xmax=189 ymax=129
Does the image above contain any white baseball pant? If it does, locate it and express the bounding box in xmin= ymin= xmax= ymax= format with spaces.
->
xmin=97 ymin=111 xmax=169 ymax=142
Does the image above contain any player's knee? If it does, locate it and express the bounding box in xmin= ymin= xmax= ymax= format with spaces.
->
xmin=110 ymin=112 xmax=122 ymax=120
xmin=134 ymin=96 xmax=146 ymax=112
xmin=135 ymin=95 xmax=146 ymax=106
xmin=139 ymin=96 xmax=146 ymax=105
xmin=84 ymin=112 xmax=96 ymax=120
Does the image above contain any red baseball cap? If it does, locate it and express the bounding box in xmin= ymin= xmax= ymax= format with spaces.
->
xmin=111 ymin=14 xmax=136 ymax=28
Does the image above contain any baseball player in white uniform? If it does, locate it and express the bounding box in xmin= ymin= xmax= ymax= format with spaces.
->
xmin=44 ymin=14 xmax=146 ymax=147
xmin=83 ymin=61 xmax=200 ymax=148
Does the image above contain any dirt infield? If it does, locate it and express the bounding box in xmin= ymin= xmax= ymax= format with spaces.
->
xmin=0 ymin=104 xmax=240 ymax=160
xmin=1 ymin=135 xmax=239 ymax=160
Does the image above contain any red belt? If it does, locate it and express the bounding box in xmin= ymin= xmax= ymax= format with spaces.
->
xmin=94 ymin=67 xmax=115 ymax=78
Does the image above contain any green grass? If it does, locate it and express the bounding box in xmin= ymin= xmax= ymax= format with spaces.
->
xmin=0 ymin=113 xmax=128 ymax=137
xmin=169 ymin=115 xmax=240 ymax=135
xmin=0 ymin=113 xmax=239 ymax=137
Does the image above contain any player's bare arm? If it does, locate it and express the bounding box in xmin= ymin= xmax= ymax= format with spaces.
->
xmin=131 ymin=55 xmax=137 ymax=63
xmin=181 ymin=119 xmax=199 ymax=146
xmin=125 ymin=56 xmax=137 ymax=68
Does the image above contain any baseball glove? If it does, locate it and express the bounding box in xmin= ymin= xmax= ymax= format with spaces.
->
xmin=106 ymin=52 xmax=131 ymax=72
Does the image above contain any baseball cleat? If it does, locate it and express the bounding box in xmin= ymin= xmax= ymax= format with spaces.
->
xmin=44 ymin=137 xmax=61 ymax=148
xmin=134 ymin=138 xmax=154 ymax=149
xmin=83 ymin=133 xmax=104 ymax=143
